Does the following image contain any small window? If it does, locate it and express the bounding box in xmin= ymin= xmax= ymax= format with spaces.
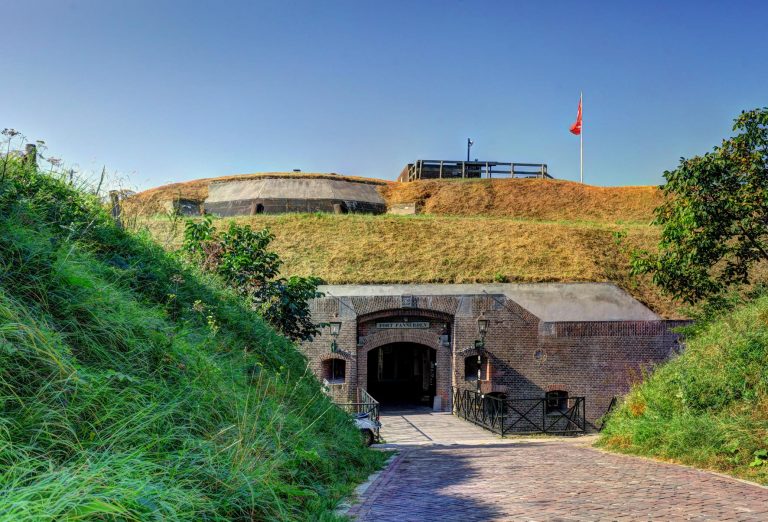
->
xmin=322 ymin=359 xmax=346 ymax=384
xmin=546 ymin=390 xmax=568 ymax=414
xmin=464 ymin=355 xmax=488 ymax=381
xmin=255 ymin=203 xmax=264 ymax=214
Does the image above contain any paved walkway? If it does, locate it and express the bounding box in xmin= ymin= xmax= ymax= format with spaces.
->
xmin=347 ymin=409 xmax=768 ymax=521
xmin=377 ymin=407 xmax=501 ymax=445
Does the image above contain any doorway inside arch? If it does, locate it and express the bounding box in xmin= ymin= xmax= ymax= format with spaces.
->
xmin=367 ymin=343 xmax=436 ymax=407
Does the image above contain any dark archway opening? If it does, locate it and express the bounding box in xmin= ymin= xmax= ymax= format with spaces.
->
xmin=367 ymin=343 xmax=436 ymax=407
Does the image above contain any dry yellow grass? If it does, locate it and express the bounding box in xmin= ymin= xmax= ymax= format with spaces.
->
xmin=128 ymin=175 xmax=661 ymax=225
xmin=380 ymin=178 xmax=663 ymax=223
xmin=141 ymin=213 xmax=684 ymax=318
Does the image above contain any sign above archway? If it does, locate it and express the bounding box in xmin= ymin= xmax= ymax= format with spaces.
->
xmin=376 ymin=321 xmax=430 ymax=329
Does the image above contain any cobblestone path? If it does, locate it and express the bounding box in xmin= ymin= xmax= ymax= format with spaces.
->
xmin=348 ymin=411 xmax=768 ymax=521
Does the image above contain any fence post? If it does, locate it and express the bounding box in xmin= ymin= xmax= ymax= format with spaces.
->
xmin=109 ymin=190 xmax=123 ymax=229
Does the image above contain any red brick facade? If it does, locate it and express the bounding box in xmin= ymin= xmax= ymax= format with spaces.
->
xmin=303 ymin=289 xmax=683 ymax=426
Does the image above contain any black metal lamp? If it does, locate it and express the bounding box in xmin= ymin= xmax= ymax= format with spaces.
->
xmin=329 ymin=321 xmax=341 ymax=353
xmin=475 ymin=315 xmax=489 ymax=393
xmin=477 ymin=316 xmax=488 ymax=343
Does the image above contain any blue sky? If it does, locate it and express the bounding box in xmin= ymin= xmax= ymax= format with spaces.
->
xmin=3 ymin=1 xmax=767 ymax=190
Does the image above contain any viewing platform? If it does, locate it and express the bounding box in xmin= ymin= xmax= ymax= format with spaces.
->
xmin=398 ymin=159 xmax=551 ymax=182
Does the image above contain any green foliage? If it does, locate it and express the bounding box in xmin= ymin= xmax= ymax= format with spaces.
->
xmin=599 ymin=294 xmax=768 ymax=484
xmin=257 ymin=275 xmax=324 ymax=342
xmin=182 ymin=220 xmax=322 ymax=341
xmin=217 ymin=223 xmax=282 ymax=298
xmin=182 ymin=213 xmax=214 ymax=255
xmin=632 ymin=108 xmax=768 ymax=303
xmin=0 ymin=156 xmax=384 ymax=520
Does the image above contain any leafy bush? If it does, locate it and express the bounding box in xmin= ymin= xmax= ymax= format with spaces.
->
xmin=183 ymin=218 xmax=322 ymax=341
xmin=0 ymin=155 xmax=384 ymax=520
xmin=632 ymin=108 xmax=768 ymax=303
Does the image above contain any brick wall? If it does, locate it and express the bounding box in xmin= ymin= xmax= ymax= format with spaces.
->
xmin=301 ymin=292 xmax=683 ymax=426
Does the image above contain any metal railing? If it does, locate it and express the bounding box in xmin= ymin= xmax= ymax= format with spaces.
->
xmin=334 ymin=387 xmax=380 ymax=422
xmin=452 ymin=387 xmax=586 ymax=436
xmin=598 ymin=396 xmax=618 ymax=432
xmin=398 ymin=160 xmax=551 ymax=182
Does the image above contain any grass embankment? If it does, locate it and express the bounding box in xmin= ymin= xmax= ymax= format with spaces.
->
xmin=0 ymin=160 xmax=384 ymax=520
xmin=139 ymin=213 xmax=683 ymax=318
xmin=599 ymin=296 xmax=768 ymax=484
xmin=130 ymin=176 xmax=660 ymax=224
xmin=381 ymin=178 xmax=663 ymax=223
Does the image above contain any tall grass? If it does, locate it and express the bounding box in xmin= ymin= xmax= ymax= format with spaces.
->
xmin=0 ymin=158 xmax=384 ymax=520
xmin=599 ymin=295 xmax=768 ymax=484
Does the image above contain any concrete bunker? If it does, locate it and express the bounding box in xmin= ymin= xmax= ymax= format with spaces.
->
xmin=204 ymin=175 xmax=387 ymax=216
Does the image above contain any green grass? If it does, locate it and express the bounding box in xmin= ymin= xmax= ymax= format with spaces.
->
xmin=0 ymin=159 xmax=385 ymax=520
xmin=599 ymin=295 xmax=768 ymax=484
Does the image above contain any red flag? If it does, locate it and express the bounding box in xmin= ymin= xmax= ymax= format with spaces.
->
xmin=569 ymin=96 xmax=582 ymax=135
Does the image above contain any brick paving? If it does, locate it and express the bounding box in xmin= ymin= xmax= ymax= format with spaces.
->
xmin=348 ymin=411 xmax=768 ymax=521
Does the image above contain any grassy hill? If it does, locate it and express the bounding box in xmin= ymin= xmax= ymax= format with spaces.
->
xmin=0 ymin=160 xmax=384 ymax=520
xmin=141 ymin=213 xmax=682 ymax=318
xmin=381 ymin=178 xmax=662 ymax=223
xmin=129 ymin=174 xmax=661 ymax=224
xmin=599 ymin=296 xmax=768 ymax=485
xmin=129 ymin=176 xmax=681 ymax=317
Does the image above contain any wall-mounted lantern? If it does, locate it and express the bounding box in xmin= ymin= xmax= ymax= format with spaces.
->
xmin=475 ymin=315 xmax=489 ymax=393
xmin=477 ymin=316 xmax=489 ymax=343
xmin=329 ymin=321 xmax=341 ymax=353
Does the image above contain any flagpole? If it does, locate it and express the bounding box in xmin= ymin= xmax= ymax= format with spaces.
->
xmin=580 ymin=91 xmax=583 ymax=184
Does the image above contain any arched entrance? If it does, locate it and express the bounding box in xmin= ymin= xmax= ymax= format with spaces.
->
xmin=367 ymin=343 xmax=436 ymax=406
xmin=356 ymin=312 xmax=452 ymax=410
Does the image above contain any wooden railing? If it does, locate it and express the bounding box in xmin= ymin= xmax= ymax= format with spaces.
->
xmin=398 ymin=160 xmax=551 ymax=182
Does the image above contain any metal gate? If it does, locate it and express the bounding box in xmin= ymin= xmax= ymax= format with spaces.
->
xmin=452 ymin=387 xmax=586 ymax=436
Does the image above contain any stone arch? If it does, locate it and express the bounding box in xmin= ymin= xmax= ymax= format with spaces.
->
xmin=359 ymin=329 xmax=442 ymax=354
xmin=356 ymin=307 xmax=454 ymax=325
xmin=357 ymin=312 xmax=453 ymax=410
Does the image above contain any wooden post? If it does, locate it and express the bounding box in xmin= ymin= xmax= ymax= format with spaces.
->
xmin=439 ymin=161 xmax=443 ymax=179
xmin=109 ymin=190 xmax=123 ymax=229
xmin=23 ymin=144 xmax=37 ymax=167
